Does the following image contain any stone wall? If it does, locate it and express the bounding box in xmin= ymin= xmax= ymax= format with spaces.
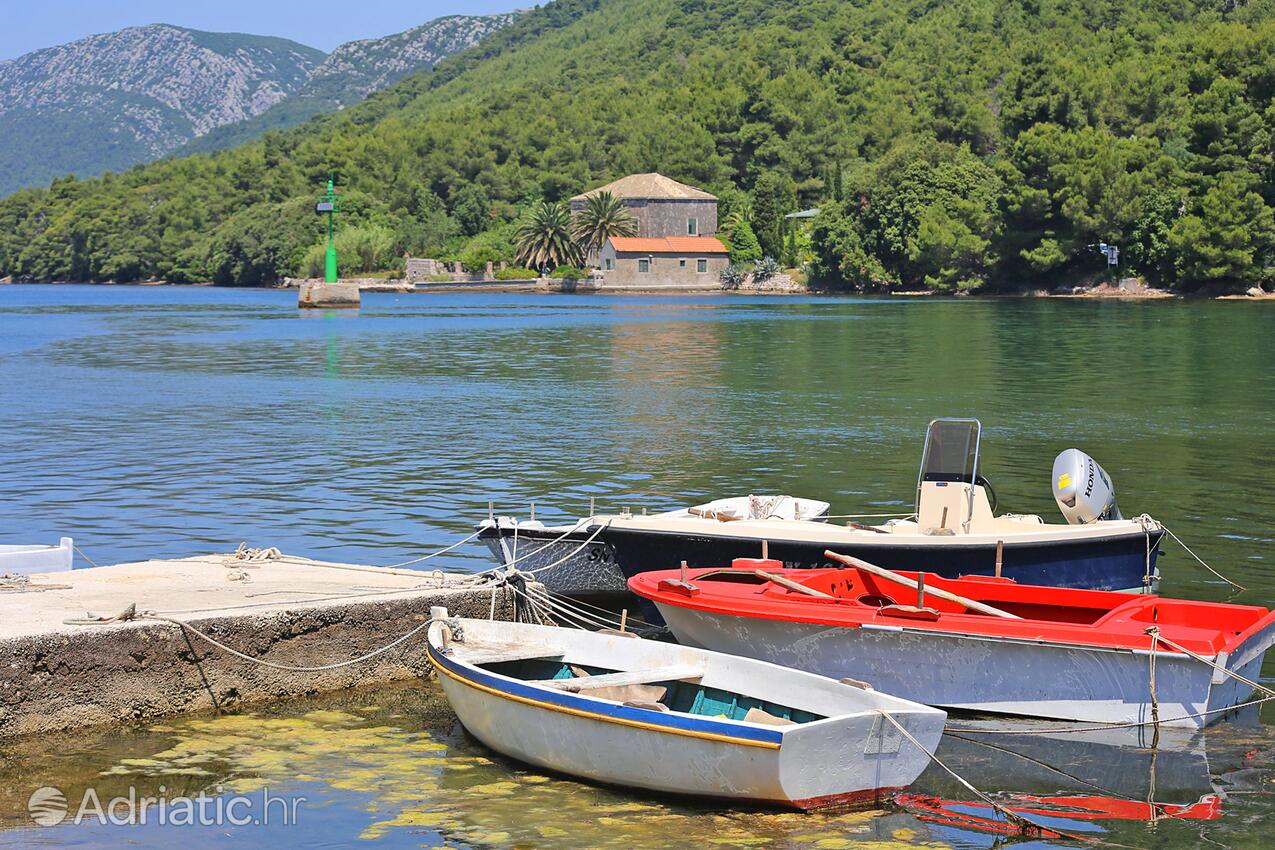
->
xmin=569 ymin=198 xmax=718 ymax=238
xmin=404 ymin=259 xmax=511 ymax=283
xmin=0 ymin=585 xmax=520 ymax=739
xmin=595 ymin=250 xmax=729 ymax=289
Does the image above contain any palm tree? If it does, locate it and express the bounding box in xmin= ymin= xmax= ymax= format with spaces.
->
xmin=514 ymin=201 xmax=582 ymax=271
xmin=571 ymin=190 xmax=638 ymax=258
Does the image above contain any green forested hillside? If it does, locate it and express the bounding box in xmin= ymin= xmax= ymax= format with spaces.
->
xmin=2 ymin=0 xmax=1273 ymax=290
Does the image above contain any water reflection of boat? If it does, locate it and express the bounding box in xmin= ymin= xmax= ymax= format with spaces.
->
xmin=477 ymin=419 xmax=1167 ymax=602
xmin=898 ymin=719 xmax=1226 ymax=838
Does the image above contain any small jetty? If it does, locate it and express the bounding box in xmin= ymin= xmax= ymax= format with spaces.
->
xmin=0 ymin=550 xmax=522 ymax=739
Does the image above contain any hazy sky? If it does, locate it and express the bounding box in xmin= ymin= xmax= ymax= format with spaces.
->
xmin=1 ymin=0 xmax=522 ymax=61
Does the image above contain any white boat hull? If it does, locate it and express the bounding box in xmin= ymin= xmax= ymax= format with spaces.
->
xmin=0 ymin=537 xmax=73 ymax=576
xmin=654 ymin=605 xmax=1275 ymax=729
xmin=427 ymin=617 xmax=944 ymax=808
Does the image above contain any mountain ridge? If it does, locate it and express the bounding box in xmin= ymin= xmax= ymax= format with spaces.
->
xmin=0 ymin=14 xmax=520 ymax=196
xmin=181 ymin=13 xmax=521 ymax=156
xmin=0 ymin=24 xmax=324 ymax=196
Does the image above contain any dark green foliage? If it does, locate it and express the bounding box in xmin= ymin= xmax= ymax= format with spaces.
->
xmin=728 ymin=221 xmax=764 ymax=265
xmin=3 ymin=0 xmax=1275 ymax=289
xmin=457 ymin=224 xmax=517 ymax=272
xmin=548 ymin=264 xmax=586 ymax=280
xmin=494 ymin=265 xmax=539 ymax=279
xmin=751 ymin=172 xmax=797 ymax=260
xmin=1169 ymin=174 xmax=1275 ymax=288
xmin=452 ymin=184 xmax=494 ymax=237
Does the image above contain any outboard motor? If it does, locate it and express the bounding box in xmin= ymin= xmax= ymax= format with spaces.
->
xmin=1052 ymin=449 xmax=1121 ymax=524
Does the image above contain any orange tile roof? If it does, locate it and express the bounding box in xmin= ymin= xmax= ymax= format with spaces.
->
xmin=608 ymin=236 xmax=729 ymax=254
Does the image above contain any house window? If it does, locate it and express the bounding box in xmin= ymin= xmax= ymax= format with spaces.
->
xmin=679 ymin=259 xmax=686 ymax=268
xmin=697 ymin=259 xmax=707 ymax=273
xmin=687 ymin=217 xmax=698 ymax=235
xmin=638 ymin=259 xmax=650 ymax=273
xmin=605 ymin=258 xmax=614 ymax=270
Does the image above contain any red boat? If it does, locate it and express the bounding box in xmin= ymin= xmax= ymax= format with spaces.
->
xmin=628 ymin=555 xmax=1275 ymax=726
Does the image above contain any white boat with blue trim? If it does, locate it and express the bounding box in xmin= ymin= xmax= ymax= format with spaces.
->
xmin=425 ymin=607 xmax=945 ymax=809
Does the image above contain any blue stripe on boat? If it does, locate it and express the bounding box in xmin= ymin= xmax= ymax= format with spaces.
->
xmin=428 ymin=640 xmax=786 ymax=747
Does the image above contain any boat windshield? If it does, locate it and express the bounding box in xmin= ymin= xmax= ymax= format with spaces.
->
xmin=919 ymin=419 xmax=981 ymax=484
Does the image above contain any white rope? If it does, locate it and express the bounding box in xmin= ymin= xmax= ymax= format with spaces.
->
xmin=380 ymin=529 xmax=485 ymax=569
xmin=544 ymin=589 xmax=659 ymax=631
xmin=491 ymin=520 xmax=611 ymax=577
xmin=73 ymin=545 xmax=101 ymax=568
xmin=1148 ymin=628 xmax=1275 ymax=698
xmin=503 ymin=579 xmax=622 ymax=631
xmin=140 ymin=612 xmax=436 ymax=672
xmin=1156 ymin=521 xmax=1246 ymax=591
xmin=473 ymin=518 xmax=595 ymax=575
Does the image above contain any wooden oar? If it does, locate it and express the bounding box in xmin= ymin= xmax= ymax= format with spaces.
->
xmin=754 ymin=570 xmax=835 ymax=599
xmin=823 ymin=550 xmax=1021 ymax=620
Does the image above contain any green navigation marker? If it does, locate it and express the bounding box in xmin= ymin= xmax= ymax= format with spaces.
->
xmin=316 ymin=179 xmax=340 ymax=283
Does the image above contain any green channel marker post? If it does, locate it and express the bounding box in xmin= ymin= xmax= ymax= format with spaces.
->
xmin=316 ymin=179 xmax=340 ymax=283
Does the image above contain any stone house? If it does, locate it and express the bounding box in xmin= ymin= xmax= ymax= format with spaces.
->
xmin=597 ymin=236 xmax=730 ymax=289
xmin=572 ymin=173 xmax=727 ymax=288
xmin=570 ymin=172 xmax=718 ymax=239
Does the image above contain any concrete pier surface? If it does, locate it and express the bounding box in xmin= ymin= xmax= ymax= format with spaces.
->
xmin=0 ymin=551 xmax=520 ymax=739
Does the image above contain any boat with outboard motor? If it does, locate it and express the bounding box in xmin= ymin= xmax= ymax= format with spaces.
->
xmin=629 ymin=555 xmax=1275 ymax=727
xmin=477 ymin=420 xmax=1166 ymax=602
xmin=425 ymin=606 xmax=944 ymax=809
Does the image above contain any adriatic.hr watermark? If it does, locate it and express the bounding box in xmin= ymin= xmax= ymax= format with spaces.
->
xmin=27 ymin=785 xmax=305 ymax=827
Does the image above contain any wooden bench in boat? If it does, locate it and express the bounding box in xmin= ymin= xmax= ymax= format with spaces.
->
xmin=533 ymin=665 xmax=704 ymax=692
xmin=452 ymin=641 xmax=566 ymax=665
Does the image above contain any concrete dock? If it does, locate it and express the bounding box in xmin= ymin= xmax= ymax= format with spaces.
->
xmin=0 ymin=551 xmax=523 ymax=739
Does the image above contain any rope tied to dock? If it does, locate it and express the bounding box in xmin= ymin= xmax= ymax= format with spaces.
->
xmin=233 ymin=543 xmax=282 ymax=563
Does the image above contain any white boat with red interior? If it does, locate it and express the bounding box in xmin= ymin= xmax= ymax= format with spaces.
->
xmin=629 ymin=555 xmax=1275 ymax=727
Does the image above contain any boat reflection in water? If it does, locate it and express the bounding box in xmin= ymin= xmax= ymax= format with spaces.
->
xmin=896 ymin=709 xmax=1257 ymax=842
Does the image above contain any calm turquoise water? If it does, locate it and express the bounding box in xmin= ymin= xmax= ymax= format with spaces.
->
xmin=2 ymin=284 xmax=1274 ymax=848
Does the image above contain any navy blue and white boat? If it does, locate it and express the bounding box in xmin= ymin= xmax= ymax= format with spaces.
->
xmin=477 ymin=419 xmax=1166 ymax=601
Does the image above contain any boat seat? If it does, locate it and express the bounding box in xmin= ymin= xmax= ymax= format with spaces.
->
xmin=455 ymin=642 xmax=565 ymax=665
xmin=534 ymin=665 xmax=703 ymax=692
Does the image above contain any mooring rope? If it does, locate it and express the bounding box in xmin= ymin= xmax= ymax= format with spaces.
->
xmin=143 ymin=613 xmax=437 ymax=672
xmin=1147 ymin=627 xmax=1275 ymax=698
xmin=73 ymin=545 xmax=101 ymax=568
xmin=878 ymin=711 xmax=1110 ymax=844
xmin=487 ymin=519 xmax=611 ymax=578
xmin=1155 ymin=520 xmax=1246 ymax=591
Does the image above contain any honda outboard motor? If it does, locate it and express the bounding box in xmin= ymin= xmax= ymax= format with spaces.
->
xmin=1052 ymin=449 xmax=1121 ymax=524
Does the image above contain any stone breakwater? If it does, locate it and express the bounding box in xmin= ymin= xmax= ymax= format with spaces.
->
xmin=0 ymin=553 xmax=524 ymax=739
